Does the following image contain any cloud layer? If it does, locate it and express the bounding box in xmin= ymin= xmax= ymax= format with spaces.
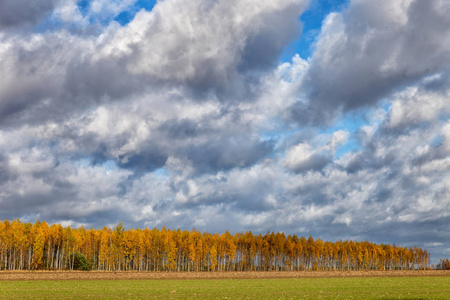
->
xmin=0 ymin=0 xmax=449 ymax=263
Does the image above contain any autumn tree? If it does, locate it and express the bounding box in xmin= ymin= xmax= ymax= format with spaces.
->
xmin=0 ymin=219 xmax=429 ymax=272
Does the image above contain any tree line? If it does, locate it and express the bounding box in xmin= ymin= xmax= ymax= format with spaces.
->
xmin=0 ymin=219 xmax=430 ymax=271
xmin=437 ymin=259 xmax=450 ymax=270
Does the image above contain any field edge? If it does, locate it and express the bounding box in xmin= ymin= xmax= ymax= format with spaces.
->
xmin=0 ymin=270 xmax=449 ymax=281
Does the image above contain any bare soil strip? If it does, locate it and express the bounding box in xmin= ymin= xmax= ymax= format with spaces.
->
xmin=0 ymin=270 xmax=449 ymax=281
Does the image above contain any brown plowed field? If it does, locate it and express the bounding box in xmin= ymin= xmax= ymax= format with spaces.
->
xmin=0 ymin=270 xmax=449 ymax=281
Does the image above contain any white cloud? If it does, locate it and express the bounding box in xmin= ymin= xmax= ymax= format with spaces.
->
xmin=297 ymin=0 xmax=450 ymax=124
xmin=53 ymin=0 xmax=86 ymax=25
xmin=283 ymin=142 xmax=320 ymax=172
xmin=387 ymin=86 xmax=450 ymax=128
xmin=124 ymin=0 xmax=309 ymax=86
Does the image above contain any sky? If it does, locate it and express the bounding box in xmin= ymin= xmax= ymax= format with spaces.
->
xmin=0 ymin=0 xmax=449 ymax=264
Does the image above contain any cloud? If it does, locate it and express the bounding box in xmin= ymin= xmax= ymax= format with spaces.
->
xmin=283 ymin=142 xmax=330 ymax=173
xmin=386 ymin=84 xmax=450 ymax=130
xmin=0 ymin=0 xmax=309 ymax=128
xmin=293 ymin=0 xmax=450 ymax=124
xmin=0 ymin=31 xmax=97 ymax=126
xmin=125 ymin=0 xmax=309 ymax=93
xmin=87 ymin=0 xmax=138 ymax=22
xmin=0 ymin=0 xmax=59 ymax=29
xmin=282 ymin=130 xmax=348 ymax=173
xmin=0 ymin=154 xmax=15 ymax=183
xmin=182 ymin=135 xmax=273 ymax=174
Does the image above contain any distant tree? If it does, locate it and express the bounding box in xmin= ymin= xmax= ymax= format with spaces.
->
xmin=437 ymin=259 xmax=450 ymax=270
xmin=71 ymin=252 xmax=92 ymax=271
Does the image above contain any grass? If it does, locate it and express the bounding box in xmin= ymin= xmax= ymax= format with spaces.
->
xmin=1 ymin=277 xmax=449 ymax=299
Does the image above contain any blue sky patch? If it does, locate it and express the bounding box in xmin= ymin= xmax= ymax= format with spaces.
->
xmin=115 ymin=0 xmax=158 ymax=25
xmin=280 ymin=0 xmax=349 ymax=61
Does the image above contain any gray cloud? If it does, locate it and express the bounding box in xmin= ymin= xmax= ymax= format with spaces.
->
xmin=159 ymin=119 xmax=210 ymax=140
xmin=0 ymin=0 xmax=58 ymax=29
xmin=0 ymin=0 xmax=309 ymax=128
xmin=126 ymin=0 xmax=309 ymax=94
xmin=183 ymin=135 xmax=273 ymax=174
xmin=117 ymin=146 xmax=168 ymax=173
xmin=294 ymin=0 xmax=450 ymax=124
xmin=0 ymin=154 xmax=15 ymax=184
xmin=283 ymin=143 xmax=331 ymax=173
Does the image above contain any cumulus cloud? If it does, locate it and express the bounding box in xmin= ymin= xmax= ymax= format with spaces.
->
xmin=88 ymin=0 xmax=138 ymax=22
xmin=0 ymin=31 xmax=96 ymax=126
xmin=282 ymin=130 xmax=348 ymax=173
xmin=283 ymin=142 xmax=330 ymax=173
xmin=0 ymin=0 xmax=309 ymax=126
xmin=0 ymin=0 xmax=59 ymax=29
xmin=294 ymin=0 xmax=450 ymax=124
xmin=121 ymin=0 xmax=309 ymax=94
xmin=387 ymin=84 xmax=450 ymax=129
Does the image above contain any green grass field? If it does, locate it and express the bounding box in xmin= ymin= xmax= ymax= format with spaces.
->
xmin=1 ymin=277 xmax=449 ymax=299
